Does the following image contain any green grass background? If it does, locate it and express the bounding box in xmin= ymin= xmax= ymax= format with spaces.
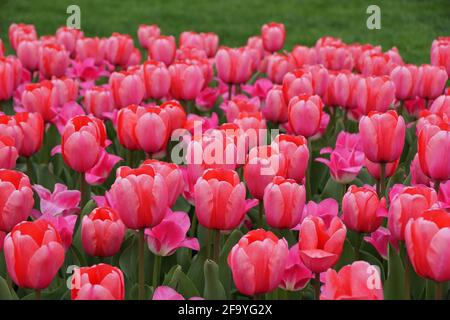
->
xmin=0 ymin=0 xmax=449 ymax=64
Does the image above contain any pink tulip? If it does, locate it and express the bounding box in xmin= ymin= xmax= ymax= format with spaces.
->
xmin=246 ymin=36 xmax=265 ymax=70
xmin=390 ymin=64 xmax=419 ymax=101
xmin=196 ymin=87 xmax=220 ymax=111
xmin=303 ymin=64 xmax=330 ymax=97
xmin=105 ymin=33 xmax=134 ymax=67
xmin=109 ymin=70 xmax=145 ymax=108
xmin=61 ymin=115 xmax=106 ymax=173
xmin=299 ymin=198 xmax=339 ymax=227
xmin=262 ymin=85 xmax=288 ymax=123
xmin=320 ymin=261 xmax=384 ymax=300
xmin=4 ymin=220 xmax=65 ymax=289
xmin=21 ymin=81 xmax=56 ymax=122
xmin=0 ymin=169 xmax=34 ymax=232
xmin=160 ymin=100 xmax=187 ymax=130
xmin=12 ymin=112 xmax=44 ymax=157
xmin=361 ymin=52 xmax=397 ymax=76
xmin=271 ymin=134 xmax=309 ymax=183
xmin=142 ymin=60 xmax=171 ymax=99
xmin=298 ymin=216 xmax=347 ymax=274
xmin=83 ymin=86 xmax=115 ymax=119
xmin=201 ymin=32 xmax=219 ymax=58
xmin=17 ymin=40 xmax=40 ymax=71
xmin=81 ymin=207 xmax=125 ymax=257
xmin=429 ymin=94 xmax=450 ymax=118
xmin=33 ymin=183 xmax=81 ymax=217
xmin=364 ymin=157 xmax=399 ymax=180
xmin=410 ymin=153 xmax=431 ymax=186
xmin=317 ymin=43 xmax=354 ymax=71
xmin=279 ymin=243 xmax=313 ymax=291
xmin=242 ymin=78 xmax=273 ymax=100
xmin=438 ymin=180 xmax=450 ymax=207
xmin=416 ymin=64 xmax=448 ymax=100
xmin=290 ymin=45 xmax=317 ymax=68
xmin=9 ymin=23 xmax=37 ymax=51
xmin=282 ymin=69 xmax=314 ymax=102
xmin=288 ymin=94 xmax=324 ymax=138
xmin=228 ymin=229 xmax=289 ymax=295
xmin=38 ymin=212 xmax=77 ymax=250
xmin=405 ymin=209 xmax=450 ymax=282
xmin=353 ymin=76 xmax=395 ymax=117
xmin=71 ymin=264 xmax=124 ymax=300
xmin=364 ymin=227 xmax=392 ymax=259
xmin=0 ymin=136 xmax=18 ymax=169
xmin=107 ymin=165 xmax=168 ymax=229
xmin=137 ymin=24 xmax=161 ymax=49
xmin=152 ymin=286 xmax=203 ymax=300
xmin=431 ymin=37 xmax=450 ymax=76
xmin=0 ymin=56 xmax=22 ymax=101
xmin=266 ymin=53 xmax=295 ymax=84
xmin=56 ymin=26 xmax=83 ymax=55
xmin=342 ymin=185 xmax=386 ymax=233
xmin=50 ymin=76 xmax=79 ymax=108
xmin=261 ymin=22 xmax=285 ymax=53
xmin=349 ymin=43 xmax=382 ymax=72
xmin=359 ymin=110 xmax=405 ymax=163
xmin=388 ymin=184 xmax=437 ymax=241
xmin=75 ymin=37 xmax=107 ymax=65
xmin=263 ymin=176 xmax=306 ymax=229
xmin=147 ymin=36 xmax=176 ymax=66
xmin=85 ymin=149 xmax=122 ymax=185
xmin=168 ymin=61 xmax=205 ymax=100
xmin=39 ymin=43 xmax=70 ymax=78
xmin=220 ymin=95 xmax=260 ymax=123
xmin=145 ymin=209 xmax=199 ymax=256
xmin=215 ymin=47 xmax=253 ymax=84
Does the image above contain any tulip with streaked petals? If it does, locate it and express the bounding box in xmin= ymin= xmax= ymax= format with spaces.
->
xmin=228 ymin=229 xmax=289 ymax=296
xmin=261 ymin=22 xmax=285 ymax=53
xmin=75 ymin=37 xmax=107 ymax=65
xmin=39 ymin=43 xmax=70 ymax=78
xmin=13 ymin=112 xmax=44 ymax=157
xmin=271 ymin=134 xmax=309 ymax=183
xmin=364 ymin=227 xmax=392 ymax=259
xmin=8 ymin=23 xmax=37 ymax=51
xmin=51 ymin=76 xmax=79 ymax=108
xmin=353 ymin=76 xmax=395 ymax=118
xmin=431 ymin=37 xmax=450 ymax=76
xmin=215 ymin=47 xmax=253 ymax=84
xmin=429 ymin=94 xmax=450 ymax=118
xmin=142 ymin=60 xmax=171 ymax=99
xmin=288 ymin=94 xmax=324 ymax=138
xmin=299 ymin=198 xmax=339 ymax=227
xmin=160 ymin=100 xmax=186 ymax=130
xmin=168 ymin=61 xmax=205 ymax=101
xmin=21 ymin=81 xmax=56 ymax=122
xmin=282 ymin=69 xmax=314 ymax=102
xmin=85 ymin=149 xmax=122 ymax=185
xmin=262 ymin=85 xmax=288 ymax=123
xmin=105 ymin=33 xmax=134 ymax=67
xmin=17 ymin=40 xmax=40 ymax=71
xmin=71 ymin=264 xmax=124 ymax=300
xmin=38 ymin=212 xmax=77 ymax=250
xmin=266 ymin=53 xmax=295 ymax=84
xmin=0 ymin=136 xmax=18 ymax=169
xmin=56 ymin=26 xmax=83 ymax=55
xmin=0 ymin=56 xmax=22 ymax=101
xmin=416 ymin=64 xmax=448 ymax=100
xmin=361 ymin=52 xmax=397 ymax=76
xmin=4 ymin=220 xmax=65 ymax=289
xmin=137 ymin=24 xmax=161 ymax=49
xmin=32 ymin=183 xmax=80 ymax=217
xmin=109 ymin=70 xmax=145 ymax=108
xmin=147 ymin=36 xmax=176 ymax=66
xmin=390 ymin=64 xmax=419 ymax=101
xmin=83 ymin=86 xmax=115 ymax=119
xmin=317 ymin=44 xmax=354 ymax=71
xmin=290 ymin=45 xmax=317 ymax=68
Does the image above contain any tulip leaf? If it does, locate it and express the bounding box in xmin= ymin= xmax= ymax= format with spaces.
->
xmin=203 ymin=259 xmax=226 ymax=300
xmin=320 ymin=177 xmax=345 ymax=201
xmin=173 ymin=266 xmax=200 ymax=298
xmin=218 ymin=230 xmax=242 ymax=299
xmin=384 ymin=244 xmax=407 ymax=300
xmin=119 ymin=234 xmax=138 ymax=282
xmin=129 ymin=283 xmax=153 ymax=300
xmin=335 ymin=239 xmax=355 ymax=270
xmin=0 ymin=276 xmax=12 ymax=300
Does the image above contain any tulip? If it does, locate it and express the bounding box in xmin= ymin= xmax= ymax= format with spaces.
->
xmin=51 ymin=76 xmax=79 ymax=108
xmin=416 ymin=64 xmax=448 ymax=100
xmin=418 ymin=122 xmax=450 ymax=182
xmin=0 ymin=56 xmax=22 ymax=101
xmin=365 ymin=157 xmax=399 ymax=180
xmin=265 ymin=54 xmax=295 ymax=84
xmin=83 ymin=86 xmax=115 ymax=119
xmin=364 ymin=227 xmax=392 ymax=259
xmin=0 ymin=136 xmax=18 ymax=169
xmin=3 ymin=220 xmax=65 ymax=289
xmin=288 ymin=94 xmax=324 ymax=138
xmin=137 ymin=24 xmax=161 ymax=49
xmin=349 ymin=43 xmax=381 ymax=71
xmin=320 ymin=261 xmax=384 ymax=300
xmin=228 ymin=229 xmax=289 ymax=296
xmin=61 ymin=115 xmax=106 ymax=173
xmin=317 ymin=43 xmax=354 ymax=71
xmin=38 ymin=212 xmax=77 ymax=250
xmin=342 ymin=185 xmax=386 ymax=234
xmin=85 ymin=149 xmax=122 ymax=186
xmin=233 ymin=111 xmax=266 ymax=134
xmin=431 ymin=37 xmax=450 ymax=76
xmin=390 ymin=64 xmax=419 ymax=101
xmin=0 ymin=169 xmax=34 ymax=232
xmin=262 ymin=85 xmax=288 ymax=123
xmin=359 ymin=110 xmax=405 ymax=163
xmin=299 ymin=198 xmax=339 ymax=227
xmin=152 ymin=286 xmax=203 ymax=300
xmin=9 ymin=23 xmax=37 ymax=51
xmin=279 ymin=243 xmax=313 ymax=291
xmin=202 ymin=32 xmax=219 ymax=58
xmin=429 ymin=94 xmax=450 ymax=118
xmin=353 ymin=75 xmax=395 ymax=117
xmin=142 ymin=60 xmax=171 ymax=99
xmin=17 ymin=39 xmax=40 ymax=71
xmin=215 ymin=47 xmax=253 ymax=84
xmin=388 ymin=184 xmax=437 ymax=242
xmin=263 ymin=176 xmax=306 ymax=229
xmin=75 ymin=37 xmax=107 ymax=65
xmin=298 ymin=216 xmax=347 ymax=274
xmin=290 ymin=45 xmax=317 ymax=68
xmin=361 ymin=52 xmax=396 ymax=76
xmin=221 ymin=95 xmax=260 ymax=123
xmin=160 ymin=100 xmax=187 ymax=130
xmin=282 ymin=69 xmax=314 ymax=102
xmin=410 ymin=153 xmax=431 ymax=186
xmin=56 ymin=26 xmax=83 ymax=55
xmin=147 ymin=35 xmax=176 ymax=66
xmin=168 ymin=61 xmax=204 ymax=100
xmin=405 ymin=209 xmax=450 ymax=285
xmin=244 ymin=145 xmax=287 ymax=200
xmin=109 ymin=70 xmax=145 ymax=108
xmin=271 ymin=134 xmax=309 ymax=183
xmin=32 ymin=183 xmax=80 ymax=216
xmin=261 ymin=22 xmax=285 ymax=53
xmin=13 ymin=112 xmax=44 ymax=157
xmin=81 ymin=207 xmax=125 ymax=257
xmin=145 ymin=209 xmax=199 ymax=256
xmin=39 ymin=44 xmax=70 ymax=78
xmin=105 ymin=33 xmax=134 ymax=67
xmin=71 ymin=264 xmax=124 ymax=300
xmin=246 ymin=36 xmax=265 ymax=70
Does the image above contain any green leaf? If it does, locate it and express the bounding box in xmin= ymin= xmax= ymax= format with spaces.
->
xmin=320 ymin=177 xmax=345 ymax=201
xmin=335 ymin=239 xmax=355 ymax=270
xmin=173 ymin=267 xmax=200 ymax=298
xmin=384 ymin=244 xmax=407 ymax=300
xmin=0 ymin=276 xmax=12 ymax=300
xmin=187 ymin=250 xmax=207 ymax=293
xmin=203 ymin=259 xmax=226 ymax=300
xmin=218 ymin=230 xmax=242 ymax=299
xmin=119 ymin=234 xmax=138 ymax=282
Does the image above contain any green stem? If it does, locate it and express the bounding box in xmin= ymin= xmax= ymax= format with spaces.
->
xmin=152 ymin=254 xmax=162 ymax=289
xmin=35 ymin=289 xmax=41 ymax=300
xmin=378 ymin=162 xmax=386 ymax=198
xmin=206 ymin=229 xmax=212 ymax=260
xmin=79 ymin=172 xmax=90 ymax=208
xmin=435 ymin=281 xmax=443 ymax=300
xmin=306 ymin=139 xmax=312 ymax=200
xmin=213 ymin=230 xmax=221 ymax=263
xmin=253 ymin=293 xmax=264 ymax=300
xmin=354 ymin=232 xmax=363 ymax=261
xmin=228 ymin=83 xmax=233 ymax=100
xmin=314 ymin=273 xmax=321 ymax=300
xmin=258 ymin=201 xmax=264 ymax=228
xmin=404 ymin=256 xmax=411 ymax=300
xmin=5 ymin=271 xmax=12 ymax=292
xmin=434 ymin=180 xmax=440 ymax=194
xmin=138 ymin=229 xmax=145 ymax=300
xmin=26 ymin=157 xmax=34 ymax=182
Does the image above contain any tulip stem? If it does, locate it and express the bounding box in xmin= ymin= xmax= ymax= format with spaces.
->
xmin=152 ymin=254 xmax=162 ymax=289
xmin=79 ymin=172 xmax=90 ymax=208
xmin=138 ymin=229 xmax=145 ymax=300
xmin=228 ymin=84 xmax=233 ymax=100
xmin=433 ymin=180 xmax=440 ymax=194
xmin=354 ymin=232 xmax=363 ymax=261
xmin=314 ymin=273 xmax=321 ymax=300
xmin=435 ymin=281 xmax=443 ymax=300
xmin=35 ymin=289 xmax=41 ymax=300
xmin=306 ymin=139 xmax=312 ymax=201
xmin=213 ymin=230 xmax=221 ymax=263
xmin=377 ymin=163 xmax=386 ymax=198
xmin=258 ymin=202 xmax=264 ymax=228
xmin=26 ymin=157 xmax=34 ymax=182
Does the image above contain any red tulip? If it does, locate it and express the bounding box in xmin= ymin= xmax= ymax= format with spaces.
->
xmin=71 ymin=264 xmax=124 ymax=300
xmin=83 ymin=86 xmax=115 ymax=119
xmin=107 ymin=165 xmax=168 ymax=229
xmin=81 ymin=207 xmax=125 ymax=257
xmin=271 ymin=134 xmax=309 ymax=183
xmin=261 ymin=22 xmax=285 ymax=53
xmin=75 ymin=37 xmax=107 ymax=65
xmin=137 ymin=24 xmax=161 ymax=49
xmin=228 ymin=229 xmax=289 ymax=295
xmin=142 ymin=60 xmax=171 ymax=99
xmin=56 ymin=26 xmax=84 ymax=55
xmin=288 ymin=94 xmax=324 ymax=138
xmin=215 ymin=47 xmax=253 ymax=84
xmin=109 ymin=70 xmax=145 ymax=108
xmin=105 ymin=33 xmax=134 ymax=67
xmin=359 ymin=110 xmax=405 ymax=163
xmin=431 ymin=37 xmax=450 ymax=76
xmin=168 ymin=61 xmax=205 ymax=100
xmin=147 ymin=35 xmax=176 ymax=66
xmin=39 ymin=43 xmax=70 ymax=78
xmin=416 ymin=64 xmax=448 ymax=100
xmin=0 ymin=56 xmax=22 ymax=101
xmin=4 ymin=220 xmax=65 ymax=289
xmin=61 ymin=115 xmax=106 ymax=173
xmin=13 ymin=112 xmax=44 ymax=157
xmin=8 ymin=23 xmax=37 ymax=51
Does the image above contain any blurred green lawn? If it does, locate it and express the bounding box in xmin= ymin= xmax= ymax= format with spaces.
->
xmin=0 ymin=0 xmax=449 ymax=64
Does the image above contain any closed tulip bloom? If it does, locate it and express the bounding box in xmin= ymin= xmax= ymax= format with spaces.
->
xmin=13 ymin=112 xmax=44 ymax=157
xmin=145 ymin=210 xmax=199 ymax=256
xmin=75 ymin=37 xmax=107 ymax=65
xmin=215 ymin=47 xmax=253 ymax=84
xmin=405 ymin=209 xmax=450 ymax=282
xmin=290 ymin=45 xmax=317 ymax=68
xmin=39 ymin=44 xmax=70 ymax=78
xmin=83 ymin=86 xmax=115 ymax=119
xmin=107 ymin=165 xmax=168 ymax=229
xmin=244 ymin=145 xmax=287 ymax=200
xmin=137 ymin=24 xmax=161 ymax=49
xmin=0 ymin=169 xmax=34 ymax=232
xmin=169 ymin=61 xmax=205 ymax=100
xmin=50 ymin=76 xmax=79 ymax=108
xmin=361 ymin=52 xmax=396 ymax=76
xmin=8 ymin=23 xmax=37 ymax=51
xmin=137 ymin=106 xmax=170 ymax=155
xmin=160 ymin=100 xmax=187 ymax=130
xmin=271 ymin=134 xmax=309 ymax=183
xmin=81 ymin=207 xmax=125 ymax=257
xmin=71 ymin=264 xmax=124 ymax=300
xmin=0 ymin=136 xmax=18 ymax=169
xmin=194 ymin=168 xmax=249 ymax=230
xmin=261 ymin=22 xmax=285 ymax=53
xmin=266 ymin=54 xmax=295 ymax=84
xmin=429 ymin=94 xmax=450 ymax=118
xmin=317 ymin=44 xmax=354 ymax=71
xmin=364 ymin=157 xmax=399 ymax=180
xmin=353 ymin=75 xmax=396 ymax=117
xmin=359 ymin=110 xmax=406 ymax=163
xmin=342 ymin=185 xmax=386 ymax=233
xmin=282 ymin=69 xmax=314 ymax=102
xmin=298 ymin=216 xmax=347 ymax=274
xmin=202 ymin=32 xmax=219 ymax=58
xmin=233 ymin=111 xmax=266 ymax=134
xmin=4 ymin=220 xmax=65 ymax=289
xmin=61 ymin=115 xmax=106 ymax=173
xmin=142 ymin=60 xmax=171 ymax=99
xmin=221 ymin=95 xmax=260 ymax=123
xmin=431 ymin=37 xmax=450 ymax=76
xmin=228 ymin=229 xmax=289 ymax=295
xmin=279 ymin=243 xmax=313 ymax=291
xmin=147 ymin=35 xmax=176 ymax=66
xmin=288 ymin=94 xmax=324 ymax=138
xmin=321 ymin=261 xmax=384 ymax=300
xmin=0 ymin=56 xmax=22 ymax=101
xmin=388 ymin=185 xmax=437 ymax=241
xmin=263 ymin=176 xmax=306 ymax=229
xmin=21 ymin=81 xmax=56 ymax=121
xmin=109 ymin=70 xmax=145 ymax=108
xmin=105 ymin=33 xmax=134 ymax=67
xmin=17 ymin=40 xmax=40 ymax=71
xmin=390 ymin=64 xmax=419 ymax=101
xmin=416 ymin=64 xmax=448 ymax=100
xmin=410 ymin=153 xmax=431 ymax=186
xmin=56 ymin=26 xmax=83 ymax=55
xmin=262 ymin=85 xmax=288 ymax=123
xmin=418 ymin=122 xmax=450 ymax=181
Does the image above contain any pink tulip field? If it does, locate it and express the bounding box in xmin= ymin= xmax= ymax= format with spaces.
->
xmin=0 ymin=19 xmax=449 ymax=302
